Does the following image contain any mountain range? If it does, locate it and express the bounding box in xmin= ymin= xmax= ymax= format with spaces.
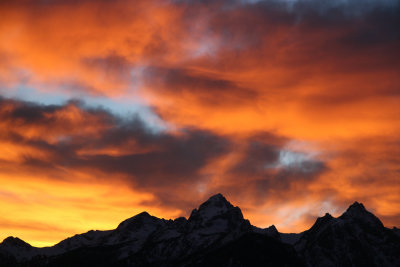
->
xmin=0 ymin=193 xmax=399 ymax=266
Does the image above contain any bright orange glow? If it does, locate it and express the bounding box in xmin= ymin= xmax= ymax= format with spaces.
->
xmin=0 ymin=172 xmax=180 ymax=247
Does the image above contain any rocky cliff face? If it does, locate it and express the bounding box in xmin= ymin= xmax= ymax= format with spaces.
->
xmin=0 ymin=195 xmax=399 ymax=267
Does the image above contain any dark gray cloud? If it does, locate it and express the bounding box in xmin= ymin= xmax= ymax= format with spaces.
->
xmin=143 ymin=67 xmax=257 ymax=107
xmin=0 ymin=97 xmax=328 ymax=212
xmin=0 ymin=98 xmax=230 ymax=185
xmin=223 ymin=139 xmax=326 ymax=203
xmin=136 ymin=0 xmax=400 ymax=111
xmin=82 ymin=53 xmax=133 ymax=81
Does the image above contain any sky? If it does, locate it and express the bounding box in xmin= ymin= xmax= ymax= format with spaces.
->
xmin=0 ymin=0 xmax=399 ymax=247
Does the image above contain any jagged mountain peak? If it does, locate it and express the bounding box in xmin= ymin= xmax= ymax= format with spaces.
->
xmin=315 ymin=212 xmax=332 ymax=223
xmin=188 ymin=193 xmax=249 ymax=233
xmin=339 ymin=201 xmax=384 ymax=227
xmin=116 ymin=211 xmax=163 ymax=231
xmin=305 ymin=212 xmax=334 ymax=234
xmin=258 ymin=225 xmax=281 ymax=239
xmin=134 ymin=211 xmax=152 ymax=218
xmin=295 ymin=202 xmax=400 ymax=267
xmin=268 ymin=224 xmax=278 ymax=232
xmin=189 ymin=193 xmax=240 ymax=221
xmin=200 ymin=193 xmax=233 ymax=209
xmin=0 ymin=237 xmax=31 ymax=249
xmin=340 ymin=201 xmax=366 ymax=216
xmin=1 ymin=198 xmax=399 ymax=267
xmin=265 ymin=224 xmax=280 ymax=238
xmin=346 ymin=201 xmax=366 ymax=213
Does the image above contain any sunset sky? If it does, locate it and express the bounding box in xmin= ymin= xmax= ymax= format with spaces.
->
xmin=0 ymin=0 xmax=399 ymax=247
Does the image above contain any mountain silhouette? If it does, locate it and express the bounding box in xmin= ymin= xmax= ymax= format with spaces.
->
xmin=0 ymin=194 xmax=399 ymax=266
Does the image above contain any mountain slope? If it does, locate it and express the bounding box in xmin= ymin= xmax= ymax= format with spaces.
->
xmin=296 ymin=202 xmax=400 ymax=267
xmin=0 ymin=195 xmax=399 ymax=267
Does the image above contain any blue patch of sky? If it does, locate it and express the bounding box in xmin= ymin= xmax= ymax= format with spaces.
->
xmin=263 ymin=149 xmax=317 ymax=170
xmin=278 ymin=150 xmax=308 ymax=168
xmin=0 ymin=85 xmax=168 ymax=133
